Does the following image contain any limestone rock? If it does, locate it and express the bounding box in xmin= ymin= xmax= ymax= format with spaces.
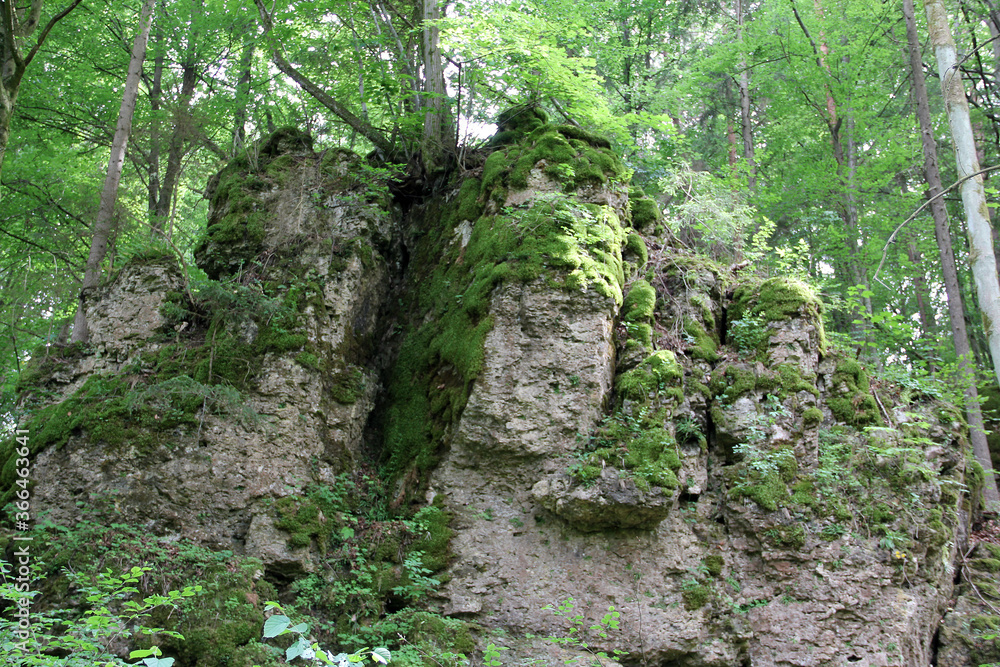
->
xmin=531 ymin=468 xmax=674 ymax=531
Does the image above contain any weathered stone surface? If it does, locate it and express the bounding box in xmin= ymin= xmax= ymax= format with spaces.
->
xmin=18 ymin=126 xmax=980 ymax=667
xmin=28 ymin=144 xmax=397 ymax=571
xmin=531 ymin=468 xmax=673 ymax=531
xmin=444 ymin=280 xmax=616 ymax=469
xmin=84 ymin=262 xmax=183 ymax=357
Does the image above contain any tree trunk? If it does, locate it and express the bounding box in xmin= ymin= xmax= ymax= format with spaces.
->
xmin=913 ymin=0 xmax=1000 ymax=509
xmin=789 ymin=0 xmax=872 ymax=329
xmin=71 ymin=0 xmax=155 ymax=344
xmin=419 ymin=0 xmax=454 ymax=175
xmin=736 ymin=0 xmax=756 ymax=191
xmin=231 ymin=28 xmax=255 ymax=156
xmin=147 ymin=2 xmax=164 ymax=224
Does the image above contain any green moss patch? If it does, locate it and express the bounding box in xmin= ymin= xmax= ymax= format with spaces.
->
xmin=573 ymin=411 xmax=682 ymax=490
xmin=630 ymin=197 xmax=661 ymax=232
xmin=729 ymin=277 xmax=826 ymax=356
xmin=617 ymin=350 xmax=682 ymax=401
xmin=827 ymin=357 xmax=880 ymax=426
xmin=483 ymin=122 xmax=629 ymax=196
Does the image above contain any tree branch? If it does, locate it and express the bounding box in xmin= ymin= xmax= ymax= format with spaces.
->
xmin=23 ymin=0 xmax=84 ymax=71
xmin=253 ymin=0 xmax=395 ymax=157
xmin=873 ymin=165 xmax=1000 ymax=285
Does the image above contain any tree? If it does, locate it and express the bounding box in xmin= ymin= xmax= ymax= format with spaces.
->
xmin=71 ymin=0 xmax=156 ymax=343
xmin=904 ymin=0 xmax=1000 ymax=509
xmin=0 ymin=0 xmax=83 ymax=188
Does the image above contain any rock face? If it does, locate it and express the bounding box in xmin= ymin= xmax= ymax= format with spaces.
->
xmin=22 ymin=135 xmax=399 ymax=575
xmin=12 ymin=122 xmax=987 ymax=666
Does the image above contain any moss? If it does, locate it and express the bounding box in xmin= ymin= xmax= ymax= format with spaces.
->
xmin=711 ymin=364 xmax=756 ymax=403
xmin=294 ymin=351 xmax=321 ymax=370
xmin=259 ymin=126 xmax=313 ymax=158
xmin=630 ymin=198 xmax=661 ymax=232
xmin=828 ymin=357 xmax=880 ymax=426
xmin=622 ymin=279 xmax=656 ymax=322
xmin=803 ymin=407 xmax=824 ymax=425
xmin=485 ymin=123 xmax=628 ymax=195
xmin=734 ymin=469 xmax=788 ymax=511
xmin=971 ymin=615 xmax=1000 ymax=633
xmin=625 ymin=232 xmax=648 ymax=266
xmin=275 ymin=496 xmax=333 ymax=551
xmin=776 ymin=364 xmax=820 ymax=398
xmin=682 ymin=583 xmax=710 ymax=611
xmin=617 ymin=350 xmax=682 ymax=401
xmin=496 ymin=105 xmax=549 ymax=133
xmin=329 ymin=365 xmax=365 ymax=404
xmin=574 ymin=416 xmax=682 ymax=491
xmin=412 ymin=499 xmax=455 ymax=572
xmin=703 ymin=554 xmax=724 ymax=577
xmin=789 ymin=479 xmax=819 ymax=509
xmin=684 ymin=317 xmax=719 ymax=362
xmin=125 ymin=244 xmax=177 ymax=267
xmin=730 ymin=277 xmax=826 ymax=354
xmin=553 ymin=123 xmax=613 ymax=149
xmin=862 ymin=502 xmax=894 ymax=525
xmin=455 ymin=177 xmax=484 ymax=221
xmin=626 ymin=322 xmax=654 ymax=349
xmin=768 ymin=524 xmax=806 ymax=550
xmin=980 ymin=543 xmax=1000 ymax=560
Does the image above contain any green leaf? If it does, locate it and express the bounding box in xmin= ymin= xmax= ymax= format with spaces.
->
xmin=286 ymin=636 xmax=309 ymax=661
xmin=263 ymin=614 xmax=291 ymax=638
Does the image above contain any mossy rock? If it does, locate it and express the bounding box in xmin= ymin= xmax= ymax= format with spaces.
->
xmin=617 ymin=350 xmax=682 ymax=401
xmin=574 ymin=414 xmax=682 ymax=491
xmin=684 ymin=317 xmax=719 ymax=363
xmin=729 ymin=277 xmax=826 ymax=355
xmin=827 ymin=357 xmax=880 ymax=426
xmin=682 ymin=583 xmax=710 ymax=611
xmin=630 ymin=197 xmax=661 ymax=233
xmin=622 ymin=279 xmax=656 ymax=323
xmin=703 ymin=554 xmax=724 ymax=577
xmin=624 ymin=232 xmax=648 ymax=267
xmin=483 ymin=122 xmax=628 ymax=195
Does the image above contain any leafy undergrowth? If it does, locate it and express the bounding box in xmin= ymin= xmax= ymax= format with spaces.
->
xmin=0 ymin=471 xmax=464 ymax=667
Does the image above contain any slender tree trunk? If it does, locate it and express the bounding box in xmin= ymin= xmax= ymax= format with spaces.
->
xmin=790 ymin=0 xmax=872 ymax=327
xmin=147 ymin=3 xmax=164 ymax=223
xmin=253 ymin=0 xmax=394 ymax=157
xmin=231 ymin=29 xmax=255 ymax=156
xmin=71 ymin=0 xmax=155 ymax=344
xmin=912 ymin=0 xmax=1000 ymax=508
xmin=904 ymin=235 xmax=935 ymax=337
xmin=736 ymin=0 xmax=756 ymax=191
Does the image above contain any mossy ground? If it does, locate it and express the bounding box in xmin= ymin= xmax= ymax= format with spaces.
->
xmin=8 ymin=471 xmax=463 ymax=667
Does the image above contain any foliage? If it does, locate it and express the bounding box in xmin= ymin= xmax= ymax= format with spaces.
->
xmin=261 ymin=603 xmax=390 ymax=666
xmin=0 ymin=561 xmax=199 ymax=666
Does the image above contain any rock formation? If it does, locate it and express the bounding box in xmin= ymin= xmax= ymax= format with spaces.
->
xmin=6 ymin=116 xmax=995 ymax=666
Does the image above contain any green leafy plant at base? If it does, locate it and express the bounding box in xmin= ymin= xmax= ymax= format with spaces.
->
xmin=0 ymin=562 xmax=200 ymax=666
xmin=542 ymin=598 xmax=627 ymax=666
xmin=261 ymin=602 xmax=391 ymax=665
